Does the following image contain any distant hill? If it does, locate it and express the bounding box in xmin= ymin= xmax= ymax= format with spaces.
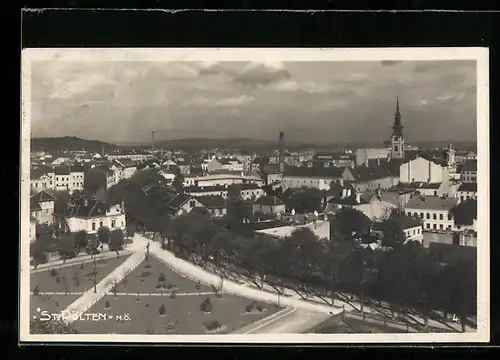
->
xmin=155 ymin=138 xmax=278 ymax=151
xmin=31 ymin=136 xmax=117 ymax=153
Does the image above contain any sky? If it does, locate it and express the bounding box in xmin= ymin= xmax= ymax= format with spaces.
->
xmin=30 ymin=59 xmax=477 ymax=145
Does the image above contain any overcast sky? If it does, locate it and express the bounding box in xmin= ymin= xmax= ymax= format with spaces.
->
xmin=30 ymin=60 xmax=477 ymax=144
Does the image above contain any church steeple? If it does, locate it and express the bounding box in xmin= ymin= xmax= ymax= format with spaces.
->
xmin=390 ymin=97 xmax=405 ymax=159
xmin=392 ymin=97 xmax=404 ymax=138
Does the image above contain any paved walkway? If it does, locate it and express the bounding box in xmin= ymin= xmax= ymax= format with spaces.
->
xmin=140 ymin=233 xmax=475 ymax=333
xmin=30 ymin=250 xmax=132 ymax=273
xmin=62 ymin=251 xmax=145 ymax=324
xmin=133 ymin=234 xmax=344 ymax=316
xmin=34 ymin=291 xmax=216 ymax=297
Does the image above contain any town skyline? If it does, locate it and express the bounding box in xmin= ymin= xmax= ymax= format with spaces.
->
xmin=31 ymin=60 xmax=477 ymax=145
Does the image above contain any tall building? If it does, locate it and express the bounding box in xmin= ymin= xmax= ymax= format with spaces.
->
xmin=390 ymin=97 xmax=405 ymax=159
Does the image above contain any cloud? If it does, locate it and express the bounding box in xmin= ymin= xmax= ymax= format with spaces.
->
xmin=30 ymin=59 xmax=477 ymax=144
xmin=233 ymin=62 xmax=291 ymax=86
xmin=182 ymin=95 xmax=254 ymax=108
xmin=380 ymin=60 xmax=403 ymax=66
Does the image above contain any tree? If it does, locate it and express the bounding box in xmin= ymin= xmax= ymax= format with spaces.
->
xmin=57 ymin=234 xmax=76 ymax=259
xmin=378 ymin=217 xmax=407 ymax=248
xmin=451 ymin=199 xmax=477 ymax=226
xmin=73 ymin=230 xmax=89 ymax=253
xmin=52 ymin=190 xmax=71 ymax=215
xmin=439 ymin=253 xmax=477 ymax=332
xmin=126 ymin=222 xmax=136 ymax=238
xmin=97 ymin=226 xmax=111 ymax=245
xmin=286 ymin=187 xmax=325 ymax=213
xmin=334 ymin=207 xmax=372 ymax=240
xmin=227 ymin=184 xmax=242 ymax=202
xmin=172 ymin=167 xmax=185 ymax=193
xmin=109 ymin=229 xmax=125 ymax=251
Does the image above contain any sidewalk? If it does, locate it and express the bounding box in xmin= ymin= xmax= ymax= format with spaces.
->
xmin=133 ymin=234 xmax=344 ymax=316
xmin=138 ymin=234 xmax=476 ymax=333
xmin=30 ymin=250 xmax=132 ymax=273
xmin=62 ymin=251 xmax=145 ymax=324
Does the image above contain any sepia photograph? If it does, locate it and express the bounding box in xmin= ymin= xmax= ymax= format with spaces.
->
xmin=20 ymin=48 xmax=489 ymax=343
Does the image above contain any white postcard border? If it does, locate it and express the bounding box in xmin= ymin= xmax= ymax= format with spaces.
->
xmin=20 ymin=47 xmax=490 ymax=343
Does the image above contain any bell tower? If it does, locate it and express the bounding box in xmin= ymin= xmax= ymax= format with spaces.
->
xmin=390 ymin=97 xmax=405 ymax=159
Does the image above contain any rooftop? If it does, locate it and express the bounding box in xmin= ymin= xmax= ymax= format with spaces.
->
xmin=31 ymin=190 xmax=56 ymax=203
xmin=460 ymin=160 xmax=478 ymax=172
xmin=458 ymin=182 xmax=478 ymax=192
xmin=253 ymin=195 xmax=285 ymax=207
xmin=373 ymin=214 xmax=422 ymax=231
xmin=66 ymin=199 xmax=109 ymax=218
xmin=195 ymin=195 xmax=227 ymax=209
xmin=166 ymin=193 xmax=194 ymax=210
xmin=254 ymin=220 xmax=329 ymax=239
xmin=283 ymin=166 xmax=346 ymax=179
xmin=396 ymin=181 xmax=442 ymax=190
xmin=405 ymin=195 xmax=458 ymax=211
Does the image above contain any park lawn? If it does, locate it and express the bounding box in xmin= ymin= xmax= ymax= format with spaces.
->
xmin=30 ymin=294 xmax=81 ymax=319
xmin=30 ymin=255 xmax=131 ymax=294
xmin=114 ymin=255 xmax=213 ymax=295
xmin=72 ymin=293 xmax=280 ymax=334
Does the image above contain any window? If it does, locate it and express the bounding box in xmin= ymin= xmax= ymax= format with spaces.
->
xmin=111 ymin=220 xmax=116 ymax=228
xmin=92 ymin=222 xmax=96 ymax=231
xmin=439 ymin=214 xmax=443 ymax=220
xmin=433 ymin=213 xmax=437 ymax=220
xmin=433 ymin=224 xmax=437 ymax=229
xmin=448 ymin=214 xmax=452 ymax=221
xmin=420 ymin=212 xmax=424 ymax=218
xmin=189 ymin=200 xmax=196 ymax=208
xmin=100 ymin=221 xmax=103 ymax=227
xmin=426 ymin=213 xmax=430 ymax=219
xmin=270 ymin=206 xmax=274 ymax=212
xmin=439 ymin=224 xmax=443 ymax=230
xmin=407 ymin=212 xmax=411 ymax=217
xmin=412 ymin=230 xmax=415 ymax=235
xmin=434 ymin=191 xmax=438 ymax=196
xmin=121 ymin=222 xmax=124 ymax=227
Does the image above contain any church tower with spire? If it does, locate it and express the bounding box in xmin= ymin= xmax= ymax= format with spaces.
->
xmin=390 ymin=97 xmax=405 ymax=159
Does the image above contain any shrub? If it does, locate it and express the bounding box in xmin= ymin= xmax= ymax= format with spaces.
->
xmin=203 ymin=320 xmax=221 ymax=331
xmin=50 ymin=269 xmax=58 ymax=277
xmin=199 ymin=297 xmax=213 ymax=313
xmin=33 ymin=285 xmax=40 ymax=296
xmin=104 ymin=300 xmax=110 ymax=309
xmin=158 ymin=273 xmax=165 ymax=283
xmin=159 ymin=304 xmax=166 ymax=316
xmin=166 ymin=282 xmax=175 ymax=290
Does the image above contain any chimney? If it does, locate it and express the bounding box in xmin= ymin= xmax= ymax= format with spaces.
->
xmin=279 ymin=132 xmax=285 ymax=174
xmin=377 ymin=157 xmax=380 ymax=166
xmin=355 ymin=192 xmax=361 ymax=203
xmin=341 ymin=188 xmax=347 ymax=198
xmin=346 ymin=188 xmax=352 ymax=197
xmin=376 ymin=187 xmax=382 ymax=198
